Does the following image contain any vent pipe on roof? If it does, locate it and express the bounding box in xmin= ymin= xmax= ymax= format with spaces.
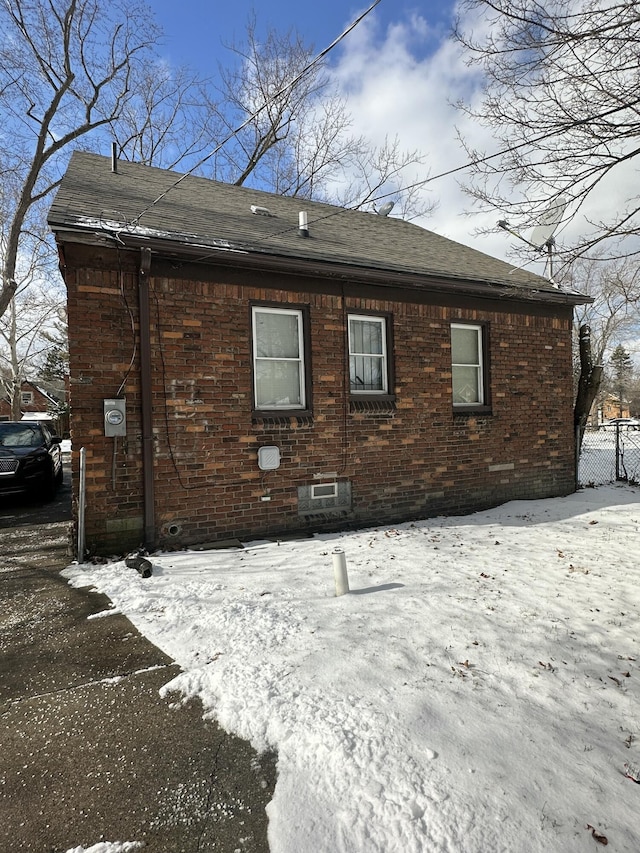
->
xmin=111 ymin=142 xmax=118 ymax=173
xmin=299 ymin=211 xmax=309 ymax=238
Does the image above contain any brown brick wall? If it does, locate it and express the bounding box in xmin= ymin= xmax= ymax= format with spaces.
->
xmin=64 ymin=247 xmax=576 ymax=554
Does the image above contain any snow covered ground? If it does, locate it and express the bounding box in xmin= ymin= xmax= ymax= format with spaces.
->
xmin=63 ymin=484 xmax=640 ymax=853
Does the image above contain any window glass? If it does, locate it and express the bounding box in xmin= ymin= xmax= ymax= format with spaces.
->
xmin=349 ymin=316 xmax=387 ymax=393
xmin=255 ymin=311 xmax=300 ymax=359
xmin=255 ymin=360 xmax=303 ymax=408
xmin=253 ymin=307 xmax=305 ymax=410
xmin=452 ymin=327 xmax=479 ymax=364
xmin=451 ymin=324 xmax=484 ymax=405
xmin=0 ymin=423 xmax=42 ymax=447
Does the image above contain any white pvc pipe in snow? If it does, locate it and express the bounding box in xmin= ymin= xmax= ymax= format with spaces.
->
xmin=332 ymin=549 xmax=350 ymax=596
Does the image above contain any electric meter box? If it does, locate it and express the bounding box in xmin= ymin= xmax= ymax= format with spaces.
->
xmin=103 ymin=398 xmax=127 ymax=437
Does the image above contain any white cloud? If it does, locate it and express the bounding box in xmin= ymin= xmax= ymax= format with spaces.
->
xmin=329 ymin=10 xmax=523 ymax=266
xmin=329 ymin=4 xmax=639 ymax=278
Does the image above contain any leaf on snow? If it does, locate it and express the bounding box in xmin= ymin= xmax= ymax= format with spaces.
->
xmin=586 ymin=824 xmax=608 ymax=845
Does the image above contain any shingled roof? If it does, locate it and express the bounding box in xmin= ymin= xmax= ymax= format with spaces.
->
xmin=49 ymin=151 xmax=587 ymax=305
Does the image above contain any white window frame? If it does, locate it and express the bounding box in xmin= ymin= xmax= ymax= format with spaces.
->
xmin=451 ymin=323 xmax=485 ymax=406
xmin=252 ymin=306 xmax=306 ymax=411
xmin=348 ymin=314 xmax=388 ymax=394
xmin=311 ymin=482 xmax=338 ymax=500
xmin=21 ymin=391 xmax=34 ymax=405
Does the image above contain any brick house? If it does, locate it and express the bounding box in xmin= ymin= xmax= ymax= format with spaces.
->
xmin=601 ymin=394 xmax=631 ymax=422
xmin=48 ymin=151 xmax=589 ymax=555
xmin=0 ymin=380 xmax=57 ymax=421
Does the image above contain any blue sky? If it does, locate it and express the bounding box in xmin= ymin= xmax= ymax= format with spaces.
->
xmin=145 ymin=0 xmax=503 ymax=255
xmin=149 ymin=1 xmax=455 ymax=74
xmin=143 ymin=0 xmax=615 ymax=271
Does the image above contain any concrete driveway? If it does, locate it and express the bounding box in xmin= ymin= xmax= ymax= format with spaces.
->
xmin=0 ymin=460 xmax=275 ymax=852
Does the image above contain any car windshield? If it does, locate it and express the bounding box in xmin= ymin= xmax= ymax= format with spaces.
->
xmin=0 ymin=424 xmax=43 ymax=447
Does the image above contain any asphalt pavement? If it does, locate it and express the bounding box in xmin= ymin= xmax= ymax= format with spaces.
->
xmin=0 ymin=463 xmax=275 ymax=853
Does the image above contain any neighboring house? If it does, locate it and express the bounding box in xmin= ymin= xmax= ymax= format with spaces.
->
xmin=586 ymin=394 xmax=631 ymax=426
xmin=48 ymin=151 xmax=590 ymax=555
xmin=0 ymin=380 xmax=59 ymax=423
xmin=601 ymin=394 xmax=631 ymax=421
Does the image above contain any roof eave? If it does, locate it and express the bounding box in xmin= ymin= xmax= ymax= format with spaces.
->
xmin=50 ymin=222 xmax=592 ymax=307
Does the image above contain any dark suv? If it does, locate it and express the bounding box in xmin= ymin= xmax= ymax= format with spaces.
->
xmin=0 ymin=421 xmax=63 ymax=501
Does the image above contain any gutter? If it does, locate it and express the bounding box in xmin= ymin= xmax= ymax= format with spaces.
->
xmin=138 ymin=247 xmax=156 ymax=549
xmin=50 ymin=223 xmax=591 ymax=308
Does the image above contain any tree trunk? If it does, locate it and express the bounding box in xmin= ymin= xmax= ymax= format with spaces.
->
xmin=11 ymin=384 xmax=22 ymax=421
xmin=574 ymin=325 xmax=603 ymax=451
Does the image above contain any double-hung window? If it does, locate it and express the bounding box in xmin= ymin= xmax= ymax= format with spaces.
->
xmin=348 ymin=314 xmax=389 ymax=394
xmin=451 ymin=323 xmax=487 ymax=407
xmin=252 ymin=306 xmax=307 ymax=411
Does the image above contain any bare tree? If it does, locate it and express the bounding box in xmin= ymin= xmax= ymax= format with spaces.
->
xmin=0 ymin=0 xmax=165 ymax=319
xmin=454 ymin=0 xmax=640 ymax=263
xmin=111 ymin=63 xmax=218 ymax=170
xmin=562 ymin=255 xmax=640 ymax=366
xmin=206 ymin=16 xmax=434 ymax=217
xmin=561 ymin=254 xmax=640 ymax=437
xmin=1 ymin=0 xmax=435 ymax=399
xmin=0 ymin=279 xmax=65 ymax=419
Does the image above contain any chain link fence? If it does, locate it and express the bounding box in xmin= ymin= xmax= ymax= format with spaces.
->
xmin=578 ymin=425 xmax=640 ymax=486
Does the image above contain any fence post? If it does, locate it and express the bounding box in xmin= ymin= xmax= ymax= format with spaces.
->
xmin=575 ymin=425 xmax=581 ymax=489
xmin=615 ymin=424 xmax=621 ymax=481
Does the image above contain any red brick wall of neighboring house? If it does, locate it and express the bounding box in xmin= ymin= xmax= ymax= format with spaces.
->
xmin=63 ymin=245 xmax=575 ymax=555
xmin=0 ymin=382 xmax=52 ymax=420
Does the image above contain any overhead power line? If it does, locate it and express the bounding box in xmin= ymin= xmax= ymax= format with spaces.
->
xmin=129 ymin=0 xmax=382 ymax=228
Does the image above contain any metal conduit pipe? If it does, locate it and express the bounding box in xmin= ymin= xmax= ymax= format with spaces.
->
xmin=138 ymin=247 xmax=156 ymax=550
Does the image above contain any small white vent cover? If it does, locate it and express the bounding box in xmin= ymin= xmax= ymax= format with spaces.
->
xmin=257 ymin=445 xmax=281 ymax=470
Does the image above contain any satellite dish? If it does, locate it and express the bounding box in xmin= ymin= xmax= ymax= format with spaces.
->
xmin=497 ymin=195 xmax=570 ymax=288
xmin=530 ymin=196 xmax=568 ymax=249
xmin=376 ymin=201 xmax=395 ymax=217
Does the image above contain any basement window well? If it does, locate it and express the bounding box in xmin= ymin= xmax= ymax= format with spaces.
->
xmin=298 ymin=481 xmax=352 ymax=517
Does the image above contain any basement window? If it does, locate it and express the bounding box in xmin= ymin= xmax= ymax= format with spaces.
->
xmin=311 ymin=482 xmax=338 ymax=500
xmin=298 ymin=481 xmax=352 ymax=516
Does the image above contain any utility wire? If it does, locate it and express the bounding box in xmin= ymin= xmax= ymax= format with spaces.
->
xmin=129 ymin=0 xmax=382 ymax=228
xmin=221 ymin=96 xmax=640 ymax=253
xmin=119 ymin=0 xmax=639 ymax=264
xmin=180 ymin=91 xmax=640 ymax=264
xmin=183 ymin=126 xmax=570 ymax=267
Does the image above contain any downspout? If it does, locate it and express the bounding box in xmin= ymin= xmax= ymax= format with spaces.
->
xmin=138 ymin=247 xmax=156 ymax=549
